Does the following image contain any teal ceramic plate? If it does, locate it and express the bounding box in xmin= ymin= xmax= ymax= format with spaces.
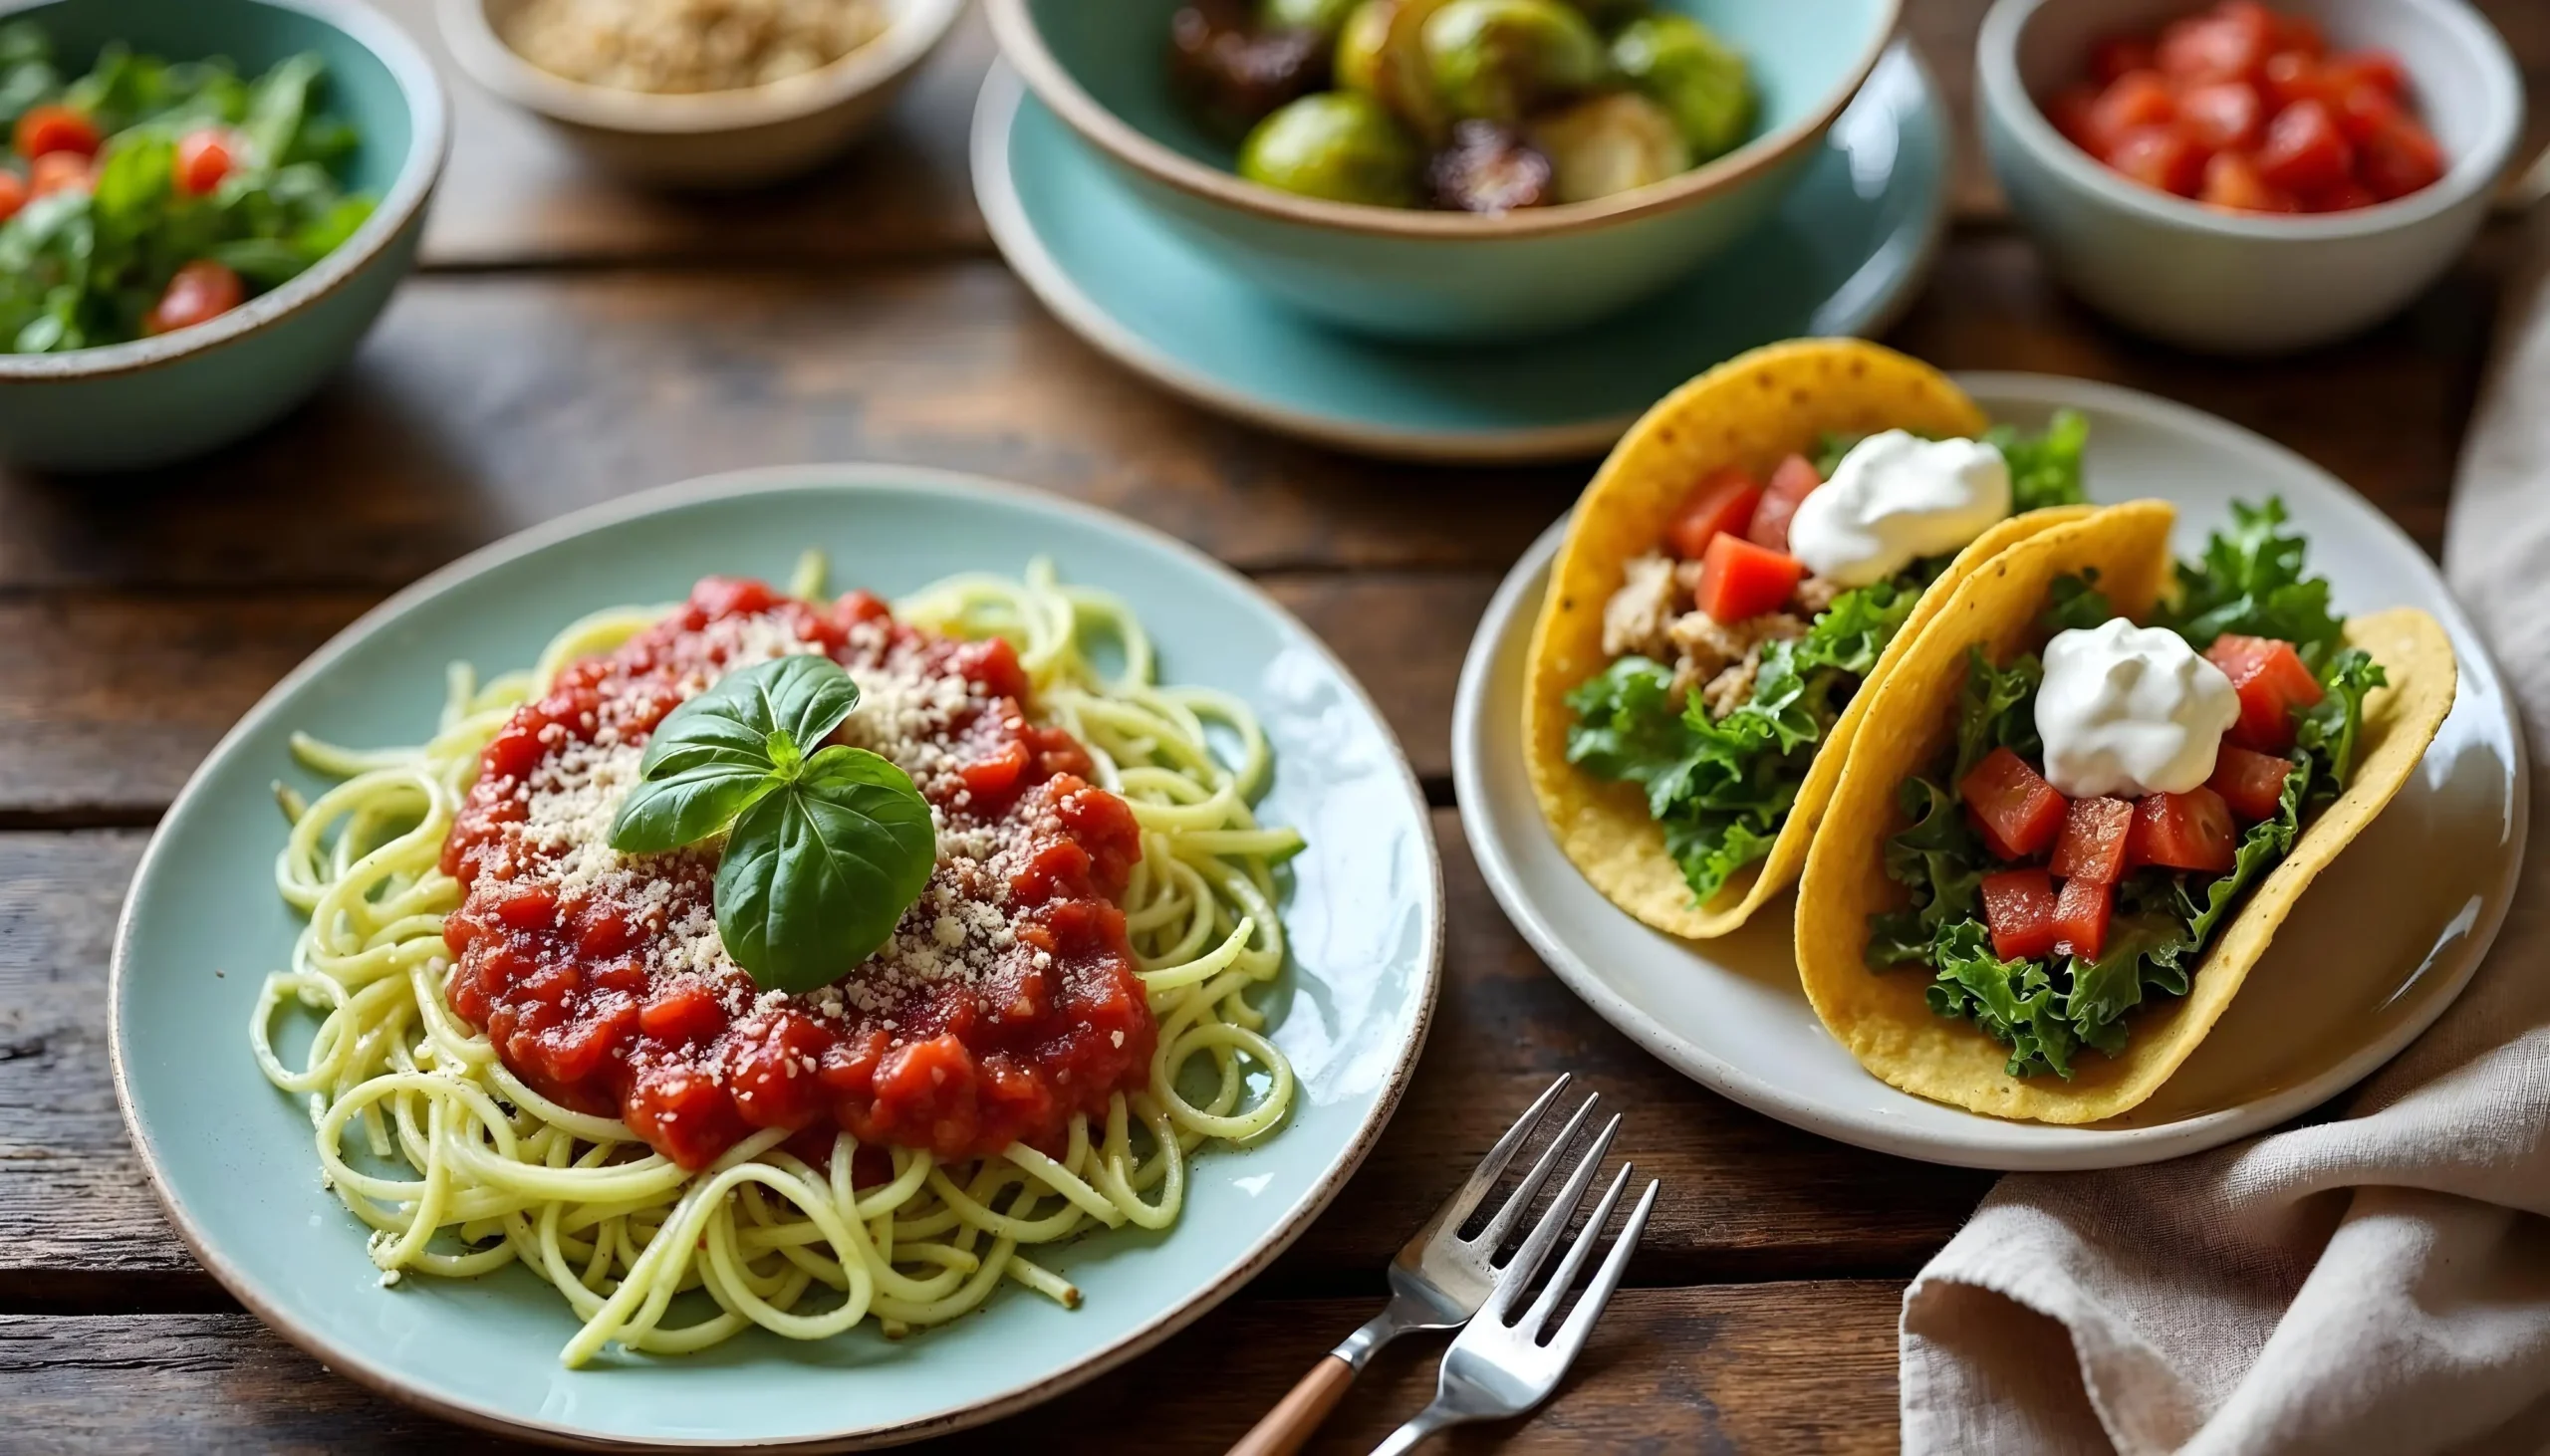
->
xmin=111 ymin=468 xmax=1443 ymax=1449
xmin=972 ymin=43 xmax=1949 ymax=463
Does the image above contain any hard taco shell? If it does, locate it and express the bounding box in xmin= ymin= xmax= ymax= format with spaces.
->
xmin=1524 ymin=338 xmax=2088 ymax=939
xmin=1794 ymin=500 xmax=2458 ymax=1122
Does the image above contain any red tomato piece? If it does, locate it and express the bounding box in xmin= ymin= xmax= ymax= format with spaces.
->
xmin=2129 ymin=788 xmax=2239 ymax=874
xmin=2207 ymin=743 xmax=2294 ymax=822
xmin=2158 ymin=3 xmax=2272 ymax=83
xmin=2256 ymin=99 xmax=2354 ymax=194
xmin=2304 ymin=180 xmax=2380 ymax=212
xmin=2050 ymin=795 xmax=2135 ymax=885
xmin=2107 ymin=125 xmax=2209 ymax=197
xmin=1746 ymin=453 xmax=1821 ymax=554
xmin=2053 ymin=876 xmax=2115 ymax=959
xmin=0 ymin=168 xmax=23 ymax=224
xmin=2200 ymin=150 xmax=2297 ymax=211
xmin=13 ymin=103 xmax=98 ymax=159
xmin=1665 ymin=465 xmax=1763 ymax=561
xmin=2357 ymin=109 xmax=2444 ymax=201
xmin=638 ymin=982 xmax=726 ymax=1043
xmin=1960 ymin=747 xmax=2068 ymax=861
xmin=2204 ymin=633 xmax=2323 ymax=753
xmin=1981 ymin=867 xmax=2060 ymax=962
xmin=2259 ymin=50 xmax=2333 ymax=112
xmin=174 ymin=127 xmax=233 ymax=196
xmin=1692 ymin=532 xmax=1803 ymax=623
xmin=27 ymin=149 xmax=88 ymax=197
xmin=2268 ymin=12 xmax=2324 ymax=58
xmin=2322 ymin=49 xmax=2408 ymax=98
xmin=2178 ymin=81 xmax=2264 ymax=151
xmin=2049 ymin=85 xmax=2103 ymax=150
xmin=2089 ymin=35 xmax=2158 ymax=87
xmin=143 ymin=260 xmax=247 ymax=336
xmin=2089 ymin=70 xmax=2176 ymax=150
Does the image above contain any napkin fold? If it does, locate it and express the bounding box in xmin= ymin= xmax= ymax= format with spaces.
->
xmin=1900 ymin=207 xmax=2550 ymax=1456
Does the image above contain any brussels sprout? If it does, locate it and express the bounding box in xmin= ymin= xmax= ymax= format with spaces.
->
xmin=1239 ymin=92 xmax=1423 ymax=205
xmin=1526 ymin=91 xmax=1689 ymax=202
xmin=1334 ymin=0 xmax=1455 ymax=139
xmin=1171 ymin=0 xmax=1328 ymax=137
xmin=1262 ymin=0 xmax=1360 ymax=38
xmin=1419 ymin=0 xmax=1605 ymax=122
xmin=1610 ymin=14 xmax=1754 ymax=161
xmin=1427 ymin=120 xmax=1553 ymax=212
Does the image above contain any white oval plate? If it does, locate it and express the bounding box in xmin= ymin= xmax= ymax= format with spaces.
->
xmin=1452 ymin=374 xmax=2525 ymax=1170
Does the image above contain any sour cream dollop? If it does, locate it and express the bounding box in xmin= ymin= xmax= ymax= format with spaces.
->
xmin=2035 ymin=618 xmax=2241 ymax=799
xmin=1785 ymin=430 xmax=2013 ymax=587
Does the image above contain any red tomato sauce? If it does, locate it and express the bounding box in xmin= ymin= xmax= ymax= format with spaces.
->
xmin=439 ymin=577 xmax=1154 ymax=1171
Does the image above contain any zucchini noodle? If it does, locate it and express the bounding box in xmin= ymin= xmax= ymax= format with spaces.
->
xmin=252 ymin=557 xmax=1302 ymax=1365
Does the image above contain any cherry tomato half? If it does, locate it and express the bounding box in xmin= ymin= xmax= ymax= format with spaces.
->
xmin=14 ymin=103 xmax=99 ymax=160
xmin=144 ymin=261 xmax=248 ymax=337
xmin=27 ymin=149 xmax=90 ymax=197
xmin=174 ymin=128 xmax=234 ymax=196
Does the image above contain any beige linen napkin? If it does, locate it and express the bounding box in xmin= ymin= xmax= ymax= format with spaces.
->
xmin=1899 ymin=209 xmax=2550 ymax=1456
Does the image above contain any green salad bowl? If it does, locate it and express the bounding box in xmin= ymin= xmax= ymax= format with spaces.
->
xmin=0 ymin=0 xmax=445 ymax=471
xmin=988 ymin=0 xmax=1901 ymax=343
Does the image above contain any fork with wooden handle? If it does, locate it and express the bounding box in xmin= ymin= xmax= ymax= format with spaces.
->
xmin=1225 ymin=1076 xmax=1600 ymax=1456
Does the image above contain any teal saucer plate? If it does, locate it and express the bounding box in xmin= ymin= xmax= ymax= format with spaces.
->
xmin=973 ymin=43 xmax=1950 ymax=463
xmin=111 ymin=467 xmax=1443 ymax=1448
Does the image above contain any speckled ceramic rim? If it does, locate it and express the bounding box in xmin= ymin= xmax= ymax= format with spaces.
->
xmin=1977 ymin=0 xmax=2523 ymax=240
xmin=108 ymin=464 xmax=1446 ymax=1452
xmin=970 ymin=53 xmax=1950 ymax=463
xmin=0 ymin=0 xmax=447 ymax=382
xmin=984 ymin=0 xmax=1902 ymax=241
xmin=436 ymin=0 xmax=963 ymax=136
xmin=1451 ymin=373 xmax=2528 ymax=1172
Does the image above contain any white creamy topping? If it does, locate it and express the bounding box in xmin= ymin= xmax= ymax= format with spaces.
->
xmin=1785 ymin=431 xmax=2013 ymax=587
xmin=2035 ymin=618 xmax=2240 ymax=799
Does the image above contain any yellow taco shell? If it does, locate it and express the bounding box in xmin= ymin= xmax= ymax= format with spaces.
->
xmin=1524 ymin=338 xmax=2088 ymax=939
xmin=1794 ymin=500 xmax=2458 ymax=1122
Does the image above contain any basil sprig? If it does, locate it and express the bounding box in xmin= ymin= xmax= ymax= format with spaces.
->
xmin=609 ymin=654 xmax=936 ymax=994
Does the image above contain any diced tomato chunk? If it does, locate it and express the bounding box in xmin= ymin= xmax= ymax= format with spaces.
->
xmin=2053 ymin=876 xmax=2115 ymax=959
xmin=2129 ymin=788 xmax=2239 ymax=873
xmin=2356 ymin=107 xmax=2443 ymax=200
xmin=1692 ymin=532 xmax=1803 ymax=623
xmin=2256 ymin=99 xmax=2353 ymax=194
xmin=2267 ymin=12 xmax=2323 ymax=58
xmin=2049 ymin=85 xmax=2103 ymax=150
xmin=2049 ymin=795 xmax=2135 ymax=885
xmin=2322 ymin=50 xmax=2407 ymax=98
xmin=2178 ymin=81 xmax=2264 ymax=150
xmin=1665 ymin=465 xmax=1763 ymax=561
xmin=2200 ymin=150 xmax=2297 ymax=211
xmin=1746 ymin=453 xmax=1821 ymax=554
xmin=2107 ymin=126 xmax=2208 ymax=196
xmin=1981 ymin=868 xmax=2060 ymax=961
xmin=638 ymin=982 xmax=727 ymax=1044
xmin=2158 ymin=3 xmax=2273 ymax=83
xmin=174 ymin=127 xmax=233 ymax=196
xmin=1960 ymin=747 xmax=2068 ymax=861
xmin=2203 ymin=633 xmax=2322 ymax=753
xmin=2207 ymin=743 xmax=2293 ymax=822
xmin=2089 ymin=70 xmax=2176 ymax=149
xmin=2089 ymin=35 xmax=2158 ymax=87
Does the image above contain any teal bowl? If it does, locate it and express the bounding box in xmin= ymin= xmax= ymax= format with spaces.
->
xmin=0 ymin=0 xmax=444 ymax=470
xmin=987 ymin=0 xmax=1900 ymax=343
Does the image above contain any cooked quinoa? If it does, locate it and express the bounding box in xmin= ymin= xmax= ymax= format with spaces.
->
xmin=501 ymin=0 xmax=888 ymax=94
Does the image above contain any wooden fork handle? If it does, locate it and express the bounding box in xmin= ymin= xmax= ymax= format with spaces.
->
xmin=1226 ymin=1353 xmax=1358 ymax=1456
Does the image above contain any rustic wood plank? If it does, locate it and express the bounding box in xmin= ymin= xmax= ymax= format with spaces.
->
xmin=0 ymin=1280 xmax=1903 ymax=1453
xmin=0 ymin=575 xmax=1487 ymax=819
xmin=0 ymin=815 xmax=1988 ymax=1304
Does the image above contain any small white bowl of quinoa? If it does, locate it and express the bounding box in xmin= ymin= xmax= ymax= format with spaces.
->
xmin=440 ymin=0 xmax=963 ymax=187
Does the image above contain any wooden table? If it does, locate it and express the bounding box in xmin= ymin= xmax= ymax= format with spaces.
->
xmin=3 ymin=2 xmax=2542 ymax=1450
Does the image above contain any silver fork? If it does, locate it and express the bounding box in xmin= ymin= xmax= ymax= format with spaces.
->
xmin=1368 ymin=1148 xmax=1660 ymax=1455
xmin=1226 ymin=1076 xmax=1605 ymax=1456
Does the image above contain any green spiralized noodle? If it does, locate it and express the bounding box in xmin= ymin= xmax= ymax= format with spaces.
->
xmin=250 ymin=560 xmax=1299 ymax=1365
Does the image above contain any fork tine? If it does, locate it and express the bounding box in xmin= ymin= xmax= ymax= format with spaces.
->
xmin=1481 ymin=1112 xmax=1621 ymax=1322
xmin=1541 ymin=1177 xmax=1660 ymax=1367
xmin=1515 ymin=1160 xmax=1633 ymax=1338
xmin=1466 ymin=1092 xmax=1598 ymax=1255
xmin=1422 ymin=1074 xmax=1570 ymax=1239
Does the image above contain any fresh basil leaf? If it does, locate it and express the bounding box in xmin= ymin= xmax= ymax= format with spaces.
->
xmin=608 ymin=761 xmax=778 ymax=855
xmin=715 ymin=748 xmax=936 ymax=992
xmin=636 ymin=653 xmax=860 ymax=780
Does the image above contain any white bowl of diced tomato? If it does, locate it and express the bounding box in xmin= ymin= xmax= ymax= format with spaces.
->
xmin=1976 ymin=0 xmax=2523 ymax=354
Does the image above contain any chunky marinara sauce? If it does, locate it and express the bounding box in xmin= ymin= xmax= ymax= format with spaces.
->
xmin=439 ymin=578 xmax=1153 ymax=1171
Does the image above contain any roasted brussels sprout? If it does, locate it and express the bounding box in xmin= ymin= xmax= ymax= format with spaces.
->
xmin=1262 ymin=0 xmax=1360 ymax=38
xmin=1527 ymin=91 xmax=1689 ymax=202
xmin=1335 ymin=0 xmax=1454 ymax=139
xmin=1420 ymin=0 xmax=1605 ymax=123
xmin=1610 ymin=14 xmax=1753 ymax=161
xmin=1171 ymin=0 xmax=1330 ymax=137
xmin=1427 ymin=120 xmax=1553 ymax=212
xmin=1239 ymin=92 xmax=1423 ymax=205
